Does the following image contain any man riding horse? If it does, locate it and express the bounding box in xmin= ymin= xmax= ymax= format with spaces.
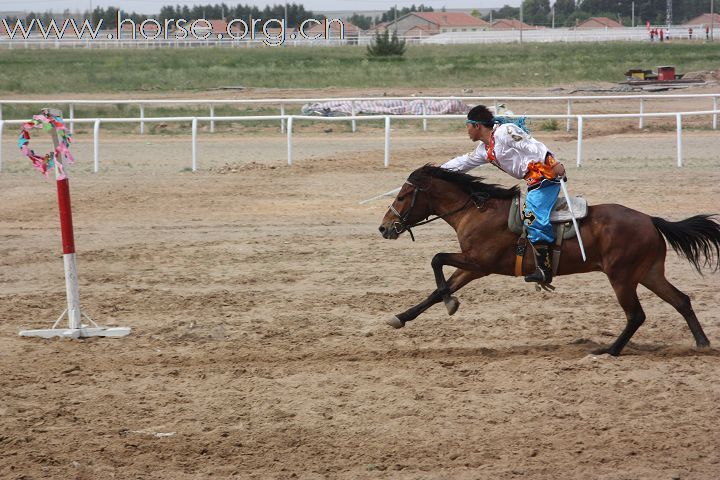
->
xmin=441 ymin=105 xmax=565 ymax=285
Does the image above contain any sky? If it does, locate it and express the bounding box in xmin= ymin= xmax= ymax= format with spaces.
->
xmin=0 ymin=0 xmax=521 ymax=15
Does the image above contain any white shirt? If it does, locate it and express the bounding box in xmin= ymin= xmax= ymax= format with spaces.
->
xmin=441 ymin=123 xmax=549 ymax=180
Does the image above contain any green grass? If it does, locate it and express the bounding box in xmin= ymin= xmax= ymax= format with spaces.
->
xmin=0 ymin=42 xmax=718 ymax=94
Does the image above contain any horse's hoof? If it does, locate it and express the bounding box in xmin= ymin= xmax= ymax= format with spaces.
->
xmin=445 ymin=296 xmax=460 ymax=316
xmin=386 ymin=315 xmax=405 ymax=329
xmin=591 ymin=347 xmax=619 ymax=356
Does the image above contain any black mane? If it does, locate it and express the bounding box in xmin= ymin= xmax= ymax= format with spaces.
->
xmin=409 ymin=164 xmax=520 ymax=200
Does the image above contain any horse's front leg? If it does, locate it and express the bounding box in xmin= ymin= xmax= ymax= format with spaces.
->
xmin=387 ymin=268 xmax=478 ymax=329
xmin=432 ymin=252 xmax=485 ymax=315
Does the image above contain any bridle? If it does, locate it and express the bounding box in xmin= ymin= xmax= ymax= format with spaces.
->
xmin=388 ymin=179 xmax=489 ymax=241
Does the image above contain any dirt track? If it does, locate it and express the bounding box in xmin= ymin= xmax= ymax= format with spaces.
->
xmin=1 ymin=131 xmax=719 ymax=479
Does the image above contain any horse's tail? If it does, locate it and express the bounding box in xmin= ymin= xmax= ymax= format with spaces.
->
xmin=652 ymin=214 xmax=720 ymax=274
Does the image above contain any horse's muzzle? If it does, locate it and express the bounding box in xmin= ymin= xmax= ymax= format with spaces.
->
xmin=378 ymin=223 xmax=399 ymax=240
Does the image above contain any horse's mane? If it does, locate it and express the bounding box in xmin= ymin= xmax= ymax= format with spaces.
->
xmin=409 ymin=164 xmax=520 ymax=200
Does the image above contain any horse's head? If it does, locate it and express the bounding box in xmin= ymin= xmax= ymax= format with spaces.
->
xmin=378 ymin=176 xmax=433 ymax=240
xmin=378 ymin=164 xmax=520 ymax=241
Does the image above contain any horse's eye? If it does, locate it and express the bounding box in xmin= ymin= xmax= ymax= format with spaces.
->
xmin=397 ymin=195 xmax=405 ymax=201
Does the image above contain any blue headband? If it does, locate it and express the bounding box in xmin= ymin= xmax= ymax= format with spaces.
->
xmin=466 ymin=116 xmax=530 ymax=134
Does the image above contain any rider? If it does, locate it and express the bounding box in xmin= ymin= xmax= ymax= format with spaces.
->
xmin=441 ymin=104 xmax=566 ymax=284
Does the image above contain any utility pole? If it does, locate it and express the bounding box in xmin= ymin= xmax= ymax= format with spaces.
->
xmin=666 ymin=0 xmax=672 ymax=27
xmin=631 ymin=1 xmax=635 ymax=27
xmin=552 ymin=5 xmax=555 ymax=29
xmin=519 ymin=1 xmax=523 ymax=45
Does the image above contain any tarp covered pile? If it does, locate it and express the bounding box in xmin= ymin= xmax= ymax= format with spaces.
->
xmin=301 ymin=99 xmax=471 ymax=117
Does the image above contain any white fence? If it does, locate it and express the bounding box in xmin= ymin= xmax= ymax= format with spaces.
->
xmin=1 ymin=108 xmax=718 ymax=173
xmin=1 ymin=93 xmax=718 ymax=136
xmin=421 ymin=25 xmax=711 ymax=45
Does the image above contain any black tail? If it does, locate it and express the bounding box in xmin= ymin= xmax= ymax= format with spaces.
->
xmin=652 ymin=215 xmax=720 ymax=274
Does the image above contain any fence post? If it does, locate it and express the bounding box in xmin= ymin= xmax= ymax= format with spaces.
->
xmin=93 ymin=119 xmax=100 ymax=173
xmin=351 ymin=101 xmax=357 ymax=133
xmin=191 ymin=117 xmax=198 ymax=171
xmin=210 ymin=105 xmax=215 ymax=133
xmin=384 ymin=116 xmax=391 ymax=168
xmin=422 ymin=100 xmax=428 ymax=132
xmin=0 ymin=120 xmax=4 ymax=173
xmin=286 ymin=116 xmax=293 ymax=165
xmin=280 ymin=104 xmax=285 ymax=133
xmin=713 ymin=97 xmax=718 ymax=130
xmin=676 ymin=113 xmax=683 ymax=167
xmin=576 ymin=116 xmax=583 ymax=167
xmin=69 ymin=104 xmax=75 ymax=134
xmin=639 ymin=98 xmax=644 ymax=129
xmin=566 ymin=99 xmax=573 ymax=132
xmin=139 ymin=104 xmax=145 ymax=135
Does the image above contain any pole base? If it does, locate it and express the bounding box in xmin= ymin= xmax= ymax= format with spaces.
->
xmin=19 ymin=326 xmax=131 ymax=339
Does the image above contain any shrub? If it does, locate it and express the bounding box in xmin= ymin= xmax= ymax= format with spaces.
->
xmin=538 ymin=119 xmax=560 ymax=131
xmin=367 ymin=30 xmax=406 ymax=59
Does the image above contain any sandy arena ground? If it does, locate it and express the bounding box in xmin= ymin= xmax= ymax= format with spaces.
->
xmin=1 ymin=126 xmax=720 ymax=479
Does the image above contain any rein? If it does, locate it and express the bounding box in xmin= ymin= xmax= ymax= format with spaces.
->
xmin=389 ymin=180 xmax=489 ymax=241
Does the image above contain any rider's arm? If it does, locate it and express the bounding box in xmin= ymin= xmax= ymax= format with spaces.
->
xmin=440 ymin=143 xmax=488 ymax=172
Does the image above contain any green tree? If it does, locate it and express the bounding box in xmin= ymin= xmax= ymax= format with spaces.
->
xmin=377 ymin=4 xmax=434 ymax=23
xmin=366 ymin=30 xmax=406 ymax=59
xmin=523 ymin=0 xmax=551 ymax=25
xmin=347 ymin=13 xmax=372 ymax=30
xmin=552 ymin=0 xmax=577 ymax=26
xmin=484 ymin=4 xmax=521 ymax=21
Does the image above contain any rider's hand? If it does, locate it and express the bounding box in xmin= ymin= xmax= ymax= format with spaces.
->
xmin=552 ymin=163 xmax=566 ymax=178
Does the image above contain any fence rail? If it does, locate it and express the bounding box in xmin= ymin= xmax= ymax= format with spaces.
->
xmin=2 ymin=109 xmax=718 ymax=173
xmin=2 ymin=93 xmax=718 ymax=136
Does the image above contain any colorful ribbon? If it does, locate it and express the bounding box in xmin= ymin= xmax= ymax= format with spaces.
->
xmin=18 ymin=113 xmax=74 ymax=180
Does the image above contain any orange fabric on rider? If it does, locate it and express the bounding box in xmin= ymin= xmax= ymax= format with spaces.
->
xmin=524 ymin=153 xmax=558 ymax=187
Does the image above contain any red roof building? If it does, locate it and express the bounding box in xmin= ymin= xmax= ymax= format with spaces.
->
xmin=683 ymin=13 xmax=720 ymax=26
xmin=576 ymin=17 xmax=624 ymax=29
xmin=378 ymin=11 xmax=489 ymax=36
xmin=490 ymin=19 xmax=536 ymax=30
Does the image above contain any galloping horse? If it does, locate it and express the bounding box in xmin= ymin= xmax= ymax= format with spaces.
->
xmin=378 ymin=165 xmax=720 ymax=356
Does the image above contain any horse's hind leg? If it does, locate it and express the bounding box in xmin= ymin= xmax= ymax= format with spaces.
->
xmin=388 ymin=269 xmax=478 ymax=328
xmin=641 ymin=266 xmax=710 ymax=348
xmin=595 ymin=280 xmax=646 ymax=356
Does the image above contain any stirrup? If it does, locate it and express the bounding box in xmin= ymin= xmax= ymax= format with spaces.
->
xmin=524 ymin=268 xmax=552 ymax=284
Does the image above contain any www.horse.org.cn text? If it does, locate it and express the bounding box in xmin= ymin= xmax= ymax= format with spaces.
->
xmin=1 ymin=12 xmax=347 ymax=47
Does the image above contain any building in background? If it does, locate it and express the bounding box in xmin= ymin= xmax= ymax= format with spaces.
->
xmin=576 ymin=17 xmax=624 ymax=29
xmin=375 ymin=12 xmax=489 ymax=36
xmin=490 ymin=19 xmax=537 ymax=30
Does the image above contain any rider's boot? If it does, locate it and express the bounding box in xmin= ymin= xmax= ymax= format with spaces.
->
xmin=524 ymin=243 xmax=553 ymax=284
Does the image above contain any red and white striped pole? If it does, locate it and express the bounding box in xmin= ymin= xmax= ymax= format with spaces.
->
xmin=20 ymin=108 xmax=130 ymax=339
xmin=52 ymin=128 xmax=82 ymax=330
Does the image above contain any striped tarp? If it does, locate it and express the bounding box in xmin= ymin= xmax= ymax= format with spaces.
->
xmin=301 ymin=99 xmax=471 ymax=117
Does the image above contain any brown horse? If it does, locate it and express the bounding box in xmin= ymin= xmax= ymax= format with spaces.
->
xmin=378 ymin=165 xmax=720 ymax=356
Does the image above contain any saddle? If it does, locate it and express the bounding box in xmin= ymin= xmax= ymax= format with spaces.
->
xmin=508 ymin=193 xmax=588 ymax=239
xmin=508 ymin=192 xmax=589 ymax=281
